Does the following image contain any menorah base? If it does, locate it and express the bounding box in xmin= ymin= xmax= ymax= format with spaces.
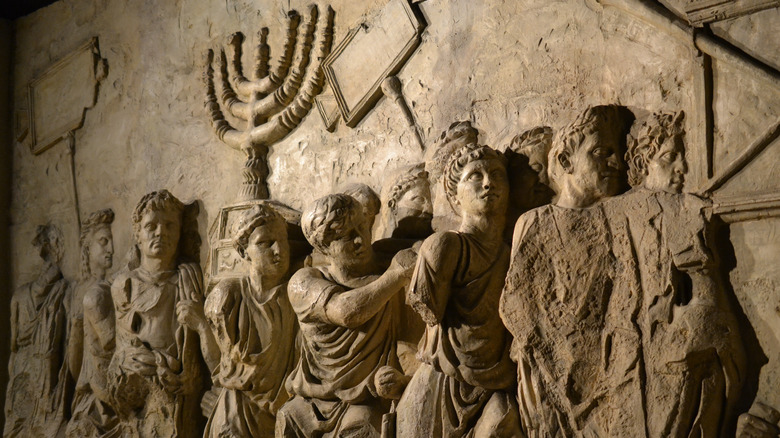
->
xmin=238 ymin=182 xmax=268 ymax=200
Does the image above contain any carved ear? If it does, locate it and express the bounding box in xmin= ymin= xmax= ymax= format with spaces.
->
xmin=557 ymin=152 xmax=572 ymax=173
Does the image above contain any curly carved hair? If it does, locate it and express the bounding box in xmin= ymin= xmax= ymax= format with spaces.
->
xmin=341 ymin=183 xmax=380 ymax=219
xmin=301 ymin=194 xmax=364 ymax=253
xmin=80 ymin=208 xmax=115 ymax=280
xmin=626 ymin=111 xmax=685 ymax=187
xmin=388 ymin=165 xmax=429 ymax=212
xmin=426 ymin=121 xmax=479 ymax=183
xmin=232 ymin=204 xmax=286 ymax=259
xmin=129 ymin=190 xmax=200 ymax=267
xmin=443 ymin=143 xmax=506 ymax=210
xmin=33 ymin=223 xmax=64 ymax=265
xmin=548 ymin=105 xmax=626 ymax=187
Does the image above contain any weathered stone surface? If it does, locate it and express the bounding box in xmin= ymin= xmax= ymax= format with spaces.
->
xmin=5 ymin=0 xmax=780 ymax=436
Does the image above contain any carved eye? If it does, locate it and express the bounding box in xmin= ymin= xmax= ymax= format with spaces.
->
xmin=99 ymin=238 xmax=109 ymax=246
xmin=592 ymin=147 xmax=609 ymax=158
xmin=660 ymin=152 xmax=676 ymax=163
xmin=491 ymin=170 xmax=506 ymax=180
xmin=144 ymin=223 xmax=155 ymax=231
xmin=467 ymin=172 xmax=483 ymax=182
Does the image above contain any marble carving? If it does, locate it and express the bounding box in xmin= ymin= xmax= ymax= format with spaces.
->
xmin=6 ymin=1 xmax=780 ymax=437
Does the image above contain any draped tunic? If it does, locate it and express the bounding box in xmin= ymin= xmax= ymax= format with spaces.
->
xmin=109 ymin=263 xmax=205 ymax=437
xmin=5 ymin=271 xmax=70 ymax=438
xmin=397 ymin=231 xmax=519 ymax=438
xmin=500 ymin=205 xmax=645 ymax=438
xmin=203 ymin=277 xmax=297 ymax=437
xmin=285 ymin=266 xmax=400 ymax=404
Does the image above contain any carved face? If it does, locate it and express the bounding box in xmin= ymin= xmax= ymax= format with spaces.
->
xmin=326 ymin=213 xmax=373 ymax=270
xmin=395 ymin=182 xmax=433 ymax=220
xmin=566 ymin=130 xmax=625 ymax=202
xmin=454 ymin=158 xmax=508 ymax=217
xmin=245 ymin=221 xmax=290 ymax=285
xmin=510 ymin=148 xmax=554 ymax=211
xmin=644 ymin=135 xmax=686 ymax=194
xmin=88 ymin=225 xmax=114 ymax=275
xmin=135 ymin=209 xmax=181 ymax=263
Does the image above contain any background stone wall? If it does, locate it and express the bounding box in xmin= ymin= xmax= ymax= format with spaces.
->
xmin=6 ymin=0 xmax=780 ymax=423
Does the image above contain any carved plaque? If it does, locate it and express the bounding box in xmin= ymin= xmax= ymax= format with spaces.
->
xmin=685 ymin=0 xmax=780 ymax=25
xmin=323 ymin=0 xmax=425 ymax=127
xmin=28 ymin=38 xmax=104 ymax=155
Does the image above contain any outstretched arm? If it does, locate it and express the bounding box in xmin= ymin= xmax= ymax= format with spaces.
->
xmin=324 ymin=249 xmax=416 ymax=329
xmin=325 ymin=249 xmax=417 ymax=328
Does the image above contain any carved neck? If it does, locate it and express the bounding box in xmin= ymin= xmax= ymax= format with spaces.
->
xmin=557 ymin=180 xmax=600 ymax=209
xmin=249 ymin=272 xmax=282 ymax=301
xmin=90 ymin=266 xmax=107 ymax=282
xmin=140 ymin=256 xmax=176 ymax=275
xmin=459 ymin=214 xmax=505 ymax=245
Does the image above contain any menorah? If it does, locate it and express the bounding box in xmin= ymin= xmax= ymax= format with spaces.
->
xmin=204 ymin=5 xmax=335 ymax=200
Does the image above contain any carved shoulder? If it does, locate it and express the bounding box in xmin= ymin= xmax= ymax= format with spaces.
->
xmin=83 ymin=282 xmax=113 ymax=321
xmin=110 ymin=271 xmax=133 ymax=306
xmin=419 ymin=231 xmax=461 ymax=261
xmin=205 ymin=277 xmax=241 ymax=319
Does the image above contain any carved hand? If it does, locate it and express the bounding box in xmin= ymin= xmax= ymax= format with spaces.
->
xmin=737 ymin=403 xmax=780 ymax=438
xmin=125 ymin=347 xmax=158 ymax=377
xmin=176 ymin=300 xmax=208 ymax=333
xmin=374 ymin=365 xmax=411 ymax=400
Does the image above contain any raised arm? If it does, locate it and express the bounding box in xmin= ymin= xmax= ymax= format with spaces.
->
xmin=325 ymin=250 xmax=416 ymax=328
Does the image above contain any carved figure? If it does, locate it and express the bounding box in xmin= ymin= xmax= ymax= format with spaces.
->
xmin=607 ymin=111 xmax=746 ymax=437
xmin=341 ymin=183 xmax=381 ymax=233
xmin=5 ymin=224 xmax=71 ymax=437
xmin=202 ymin=204 xmax=298 ymax=437
xmin=379 ymin=165 xmax=433 ymax=240
xmin=66 ymin=209 xmax=119 ymax=437
xmin=307 ymin=183 xmax=380 ymax=268
xmin=108 ymin=190 xmax=212 ymax=437
xmin=204 ymin=5 xmax=335 ymax=200
xmin=396 ymin=143 xmax=521 ymax=437
xmin=424 ymin=121 xmax=480 ymax=232
xmin=277 ymin=194 xmax=415 ymax=438
xmin=500 ymin=105 xmax=643 ymax=437
xmin=504 ymin=126 xmax=555 ymax=235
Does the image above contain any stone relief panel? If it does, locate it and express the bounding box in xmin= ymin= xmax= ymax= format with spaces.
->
xmin=6 ymin=0 xmax=780 ymax=437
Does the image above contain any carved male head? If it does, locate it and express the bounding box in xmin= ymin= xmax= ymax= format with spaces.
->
xmin=626 ymin=111 xmax=687 ymax=194
xmin=388 ymin=167 xmax=433 ymax=221
xmin=33 ymin=223 xmax=64 ymax=266
xmin=505 ymin=126 xmax=555 ymax=211
xmin=132 ymin=190 xmax=184 ymax=266
xmin=80 ymin=208 xmax=115 ymax=281
xmin=548 ymin=105 xmax=629 ymax=208
xmin=302 ymin=194 xmax=373 ymax=270
xmin=341 ymin=183 xmax=381 ymax=232
xmin=444 ymin=143 xmax=508 ymax=218
xmin=426 ymin=120 xmax=480 ymax=184
xmin=233 ymin=204 xmax=290 ymax=284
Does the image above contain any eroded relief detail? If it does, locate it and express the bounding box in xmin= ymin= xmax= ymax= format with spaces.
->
xmin=66 ymin=209 xmax=119 ymax=437
xmin=204 ymin=6 xmax=336 ymax=200
xmin=108 ymin=190 xmax=210 ymax=437
xmin=397 ymin=143 xmax=521 ymax=437
xmin=5 ymin=224 xmax=71 ymax=437
xmin=203 ymin=204 xmax=298 ymax=437
xmin=277 ymin=194 xmax=414 ymax=437
xmin=7 ymin=1 xmax=780 ymax=435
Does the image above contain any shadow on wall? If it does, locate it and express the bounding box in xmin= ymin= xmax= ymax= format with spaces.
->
xmin=0 ymin=17 xmax=15 ymax=434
